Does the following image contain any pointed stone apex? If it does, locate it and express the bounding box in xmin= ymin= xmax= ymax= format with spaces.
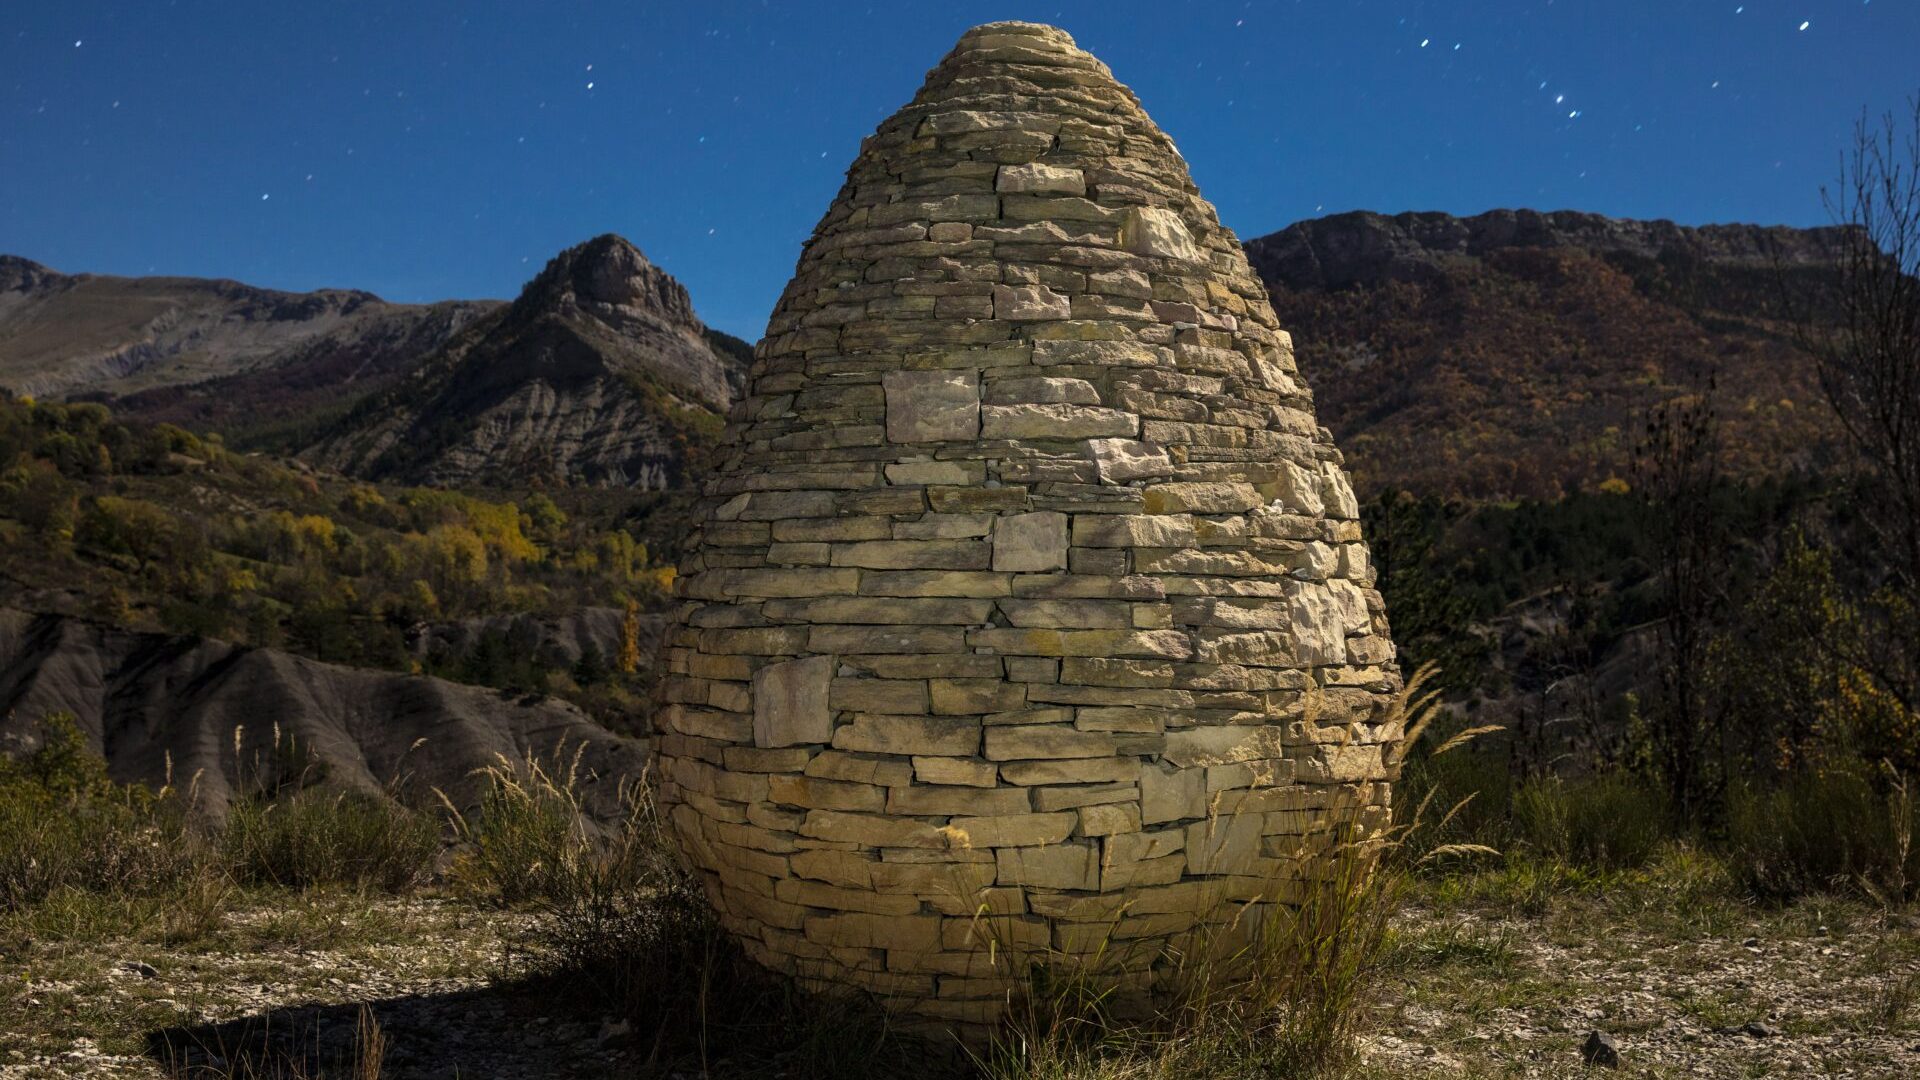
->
xmin=954 ymin=20 xmax=1078 ymax=46
xmin=943 ymin=22 xmax=1102 ymax=70
xmin=960 ymin=20 xmax=1068 ymax=36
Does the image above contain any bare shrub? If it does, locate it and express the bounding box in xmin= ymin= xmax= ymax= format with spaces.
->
xmin=1725 ymin=764 xmax=1920 ymax=901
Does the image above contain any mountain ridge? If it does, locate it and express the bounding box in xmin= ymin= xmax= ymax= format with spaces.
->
xmin=1248 ymin=207 xmax=1847 ymax=499
xmin=5 ymin=206 xmax=1851 ymax=501
xmin=0 ymin=236 xmax=749 ymax=492
xmin=1246 ymin=207 xmax=1850 ymax=292
xmin=0 ymin=254 xmax=492 ymax=407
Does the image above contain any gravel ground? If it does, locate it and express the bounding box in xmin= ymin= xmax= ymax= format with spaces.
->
xmin=1 ymin=894 xmax=630 ymax=1079
xmin=6 ymin=891 xmax=1919 ymax=1078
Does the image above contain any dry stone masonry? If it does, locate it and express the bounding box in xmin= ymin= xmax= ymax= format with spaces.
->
xmin=652 ymin=21 xmax=1399 ymax=1031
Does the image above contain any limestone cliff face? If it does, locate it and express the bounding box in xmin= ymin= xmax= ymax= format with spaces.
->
xmin=0 ymin=608 xmax=647 ymax=818
xmin=1244 ymin=207 xmax=1849 ymax=293
xmin=653 ymin=22 xmax=1398 ymax=1033
xmin=299 ymin=235 xmax=748 ymax=489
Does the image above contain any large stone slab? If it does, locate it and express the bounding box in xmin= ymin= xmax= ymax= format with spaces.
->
xmin=996 ymin=163 xmax=1086 ymax=194
xmin=1118 ymin=206 xmax=1202 ymax=262
xmin=884 ymin=370 xmax=981 ymax=443
xmin=991 ymin=511 xmax=1068 ymax=571
xmin=981 ymin=403 xmax=1139 ymax=440
xmin=752 ymin=656 xmax=834 ymax=747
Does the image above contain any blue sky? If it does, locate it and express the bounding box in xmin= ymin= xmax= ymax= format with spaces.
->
xmin=4 ymin=1 xmax=1915 ymax=338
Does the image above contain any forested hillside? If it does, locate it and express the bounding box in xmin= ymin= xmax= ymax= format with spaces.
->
xmin=1252 ymin=208 xmax=1848 ymax=499
xmin=0 ymin=392 xmax=672 ymax=702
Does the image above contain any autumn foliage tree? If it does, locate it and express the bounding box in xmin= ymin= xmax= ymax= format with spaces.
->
xmin=1792 ymin=95 xmax=1920 ymax=763
xmin=618 ymin=597 xmax=642 ymax=676
xmin=0 ymin=391 xmax=676 ymax=698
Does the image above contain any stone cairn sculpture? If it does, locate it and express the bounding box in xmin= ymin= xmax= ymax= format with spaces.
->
xmin=654 ymin=21 xmax=1399 ymax=1033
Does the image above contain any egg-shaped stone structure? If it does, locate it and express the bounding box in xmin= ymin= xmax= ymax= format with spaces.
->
xmin=653 ymin=21 xmax=1400 ymax=1030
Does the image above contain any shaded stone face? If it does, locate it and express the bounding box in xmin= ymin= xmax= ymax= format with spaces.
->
xmin=652 ymin=21 xmax=1400 ymax=1033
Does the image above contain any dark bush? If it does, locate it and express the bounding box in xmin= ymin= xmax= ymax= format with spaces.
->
xmin=224 ymin=789 xmax=440 ymax=893
xmin=1726 ymin=766 xmax=1917 ymax=901
xmin=1514 ymin=771 xmax=1670 ymax=871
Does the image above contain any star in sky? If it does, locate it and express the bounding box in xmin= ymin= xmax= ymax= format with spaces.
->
xmin=11 ymin=0 xmax=1913 ymax=335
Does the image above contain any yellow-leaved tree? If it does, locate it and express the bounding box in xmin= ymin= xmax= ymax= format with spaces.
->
xmin=618 ymin=597 xmax=641 ymax=675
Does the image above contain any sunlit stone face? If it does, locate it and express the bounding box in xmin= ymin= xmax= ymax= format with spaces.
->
xmin=651 ymin=21 xmax=1400 ymax=1033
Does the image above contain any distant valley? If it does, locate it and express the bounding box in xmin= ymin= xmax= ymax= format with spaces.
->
xmin=0 ymin=234 xmax=741 ymax=804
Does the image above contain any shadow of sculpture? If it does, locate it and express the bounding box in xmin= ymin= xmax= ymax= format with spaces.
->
xmin=141 ymin=970 xmax=965 ymax=1080
xmin=144 ymin=980 xmax=633 ymax=1080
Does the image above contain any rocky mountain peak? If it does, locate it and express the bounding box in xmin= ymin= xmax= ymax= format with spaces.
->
xmin=511 ymin=233 xmax=696 ymax=328
xmin=295 ymin=231 xmax=746 ymax=491
xmin=0 ymin=235 xmax=747 ymax=494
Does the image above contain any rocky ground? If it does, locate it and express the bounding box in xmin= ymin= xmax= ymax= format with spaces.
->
xmin=5 ymin=886 xmax=1918 ymax=1078
xmin=1367 ymin=887 xmax=1920 ymax=1078
xmin=0 ymin=894 xmax=628 ymax=1079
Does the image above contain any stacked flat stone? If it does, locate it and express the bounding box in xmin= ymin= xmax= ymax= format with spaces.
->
xmin=653 ymin=21 xmax=1399 ymax=1031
